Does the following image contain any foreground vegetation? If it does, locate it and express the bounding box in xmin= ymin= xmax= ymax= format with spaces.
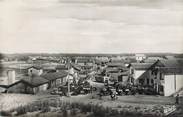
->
xmin=0 ymin=98 xmax=167 ymax=117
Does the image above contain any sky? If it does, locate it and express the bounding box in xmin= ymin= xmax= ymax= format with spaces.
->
xmin=0 ymin=0 xmax=183 ymax=53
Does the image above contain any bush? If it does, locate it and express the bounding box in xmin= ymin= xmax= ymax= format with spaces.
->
xmin=110 ymin=109 xmax=119 ymax=116
xmin=80 ymin=103 xmax=90 ymax=114
xmin=93 ymin=105 xmax=106 ymax=117
xmin=16 ymin=106 xmax=27 ymax=115
xmin=117 ymin=105 xmax=122 ymax=108
xmin=0 ymin=111 xmax=12 ymax=116
xmin=71 ymin=109 xmax=77 ymax=115
xmin=63 ymin=109 xmax=68 ymax=117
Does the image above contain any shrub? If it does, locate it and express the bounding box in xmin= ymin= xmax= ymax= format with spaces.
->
xmin=71 ymin=109 xmax=77 ymax=116
xmin=92 ymin=105 xmax=107 ymax=117
xmin=80 ymin=103 xmax=89 ymax=114
xmin=110 ymin=109 xmax=119 ymax=116
xmin=63 ymin=108 xmax=68 ymax=117
xmin=16 ymin=106 xmax=26 ymax=115
xmin=0 ymin=111 xmax=12 ymax=116
xmin=117 ymin=105 xmax=122 ymax=108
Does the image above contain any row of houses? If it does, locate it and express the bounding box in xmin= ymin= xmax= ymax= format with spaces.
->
xmin=95 ymin=58 xmax=183 ymax=96
xmin=0 ymin=64 xmax=80 ymax=94
xmin=1 ymin=56 xmax=183 ymax=96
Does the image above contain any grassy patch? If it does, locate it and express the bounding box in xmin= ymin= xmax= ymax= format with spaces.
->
xmin=0 ymin=98 xmax=167 ymax=117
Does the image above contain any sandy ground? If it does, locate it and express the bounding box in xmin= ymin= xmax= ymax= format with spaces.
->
xmin=61 ymin=94 xmax=176 ymax=111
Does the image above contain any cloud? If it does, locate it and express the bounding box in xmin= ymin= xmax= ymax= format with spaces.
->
xmin=0 ymin=0 xmax=183 ymax=53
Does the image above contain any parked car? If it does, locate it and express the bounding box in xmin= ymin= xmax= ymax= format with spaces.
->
xmin=50 ymin=88 xmax=63 ymax=96
xmin=116 ymin=88 xmax=123 ymax=95
xmin=143 ymin=86 xmax=158 ymax=95
xmin=99 ymin=86 xmax=116 ymax=96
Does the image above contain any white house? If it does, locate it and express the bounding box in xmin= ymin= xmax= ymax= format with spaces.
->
xmin=27 ymin=66 xmax=43 ymax=76
xmin=136 ymin=59 xmax=183 ymax=96
xmin=66 ymin=67 xmax=79 ymax=84
xmin=129 ymin=63 xmax=154 ymax=84
xmin=158 ymin=59 xmax=183 ymax=96
xmin=163 ymin=73 xmax=183 ymax=96
xmin=135 ymin=54 xmax=146 ymax=62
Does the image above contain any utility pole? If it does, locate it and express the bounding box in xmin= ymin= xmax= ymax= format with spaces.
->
xmin=67 ymin=58 xmax=71 ymax=97
xmin=68 ymin=77 xmax=70 ymax=97
xmin=174 ymin=73 xmax=176 ymax=91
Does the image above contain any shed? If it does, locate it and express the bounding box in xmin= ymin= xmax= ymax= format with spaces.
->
xmin=41 ymin=71 xmax=68 ymax=88
xmin=7 ymin=76 xmax=49 ymax=94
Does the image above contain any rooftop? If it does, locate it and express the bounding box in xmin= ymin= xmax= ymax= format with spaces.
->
xmin=76 ymin=58 xmax=93 ymax=63
xmin=21 ymin=76 xmax=49 ymax=87
xmin=130 ymin=63 xmax=154 ymax=70
xmin=27 ymin=66 xmax=42 ymax=70
xmin=41 ymin=71 xmax=68 ymax=81
xmin=107 ymin=62 xmax=126 ymax=67
xmin=159 ymin=59 xmax=183 ymax=68
xmin=56 ymin=64 xmax=68 ymax=70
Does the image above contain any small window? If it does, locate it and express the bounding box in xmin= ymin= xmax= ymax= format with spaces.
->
xmin=159 ymin=85 xmax=164 ymax=92
xmin=139 ymin=79 xmax=144 ymax=85
xmin=154 ymin=71 xmax=158 ymax=76
xmin=118 ymin=76 xmax=123 ymax=82
xmin=160 ymin=73 xmax=164 ymax=80
xmin=147 ymin=79 xmax=149 ymax=85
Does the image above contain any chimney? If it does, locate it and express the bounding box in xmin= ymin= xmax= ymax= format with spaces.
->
xmin=7 ymin=70 xmax=16 ymax=85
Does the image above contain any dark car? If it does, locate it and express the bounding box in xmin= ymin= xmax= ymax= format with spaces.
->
xmin=50 ymin=88 xmax=63 ymax=96
xmin=116 ymin=88 xmax=123 ymax=95
xmin=100 ymin=87 xmax=108 ymax=96
xmin=99 ymin=86 xmax=116 ymax=96
xmin=143 ymin=86 xmax=157 ymax=95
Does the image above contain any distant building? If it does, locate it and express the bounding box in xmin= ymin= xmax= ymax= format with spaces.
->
xmin=117 ymin=71 xmax=130 ymax=83
xmin=56 ymin=64 xmax=68 ymax=72
xmin=6 ymin=70 xmax=69 ymax=94
xmin=27 ymin=66 xmax=43 ymax=76
xmin=75 ymin=58 xmax=94 ymax=66
xmin=43 ymin=66 xmax=56 ymax=73
xmin=128 ymin=62 xmax=154 ymax=84
xmin=41 ymin=71 xmax=68 ymax=88
xmin=135 ymin=54 xmax=146 ymax=62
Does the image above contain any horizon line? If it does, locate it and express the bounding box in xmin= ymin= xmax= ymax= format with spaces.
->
xmin=0 ymin=52 xmax=183 ymax=55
